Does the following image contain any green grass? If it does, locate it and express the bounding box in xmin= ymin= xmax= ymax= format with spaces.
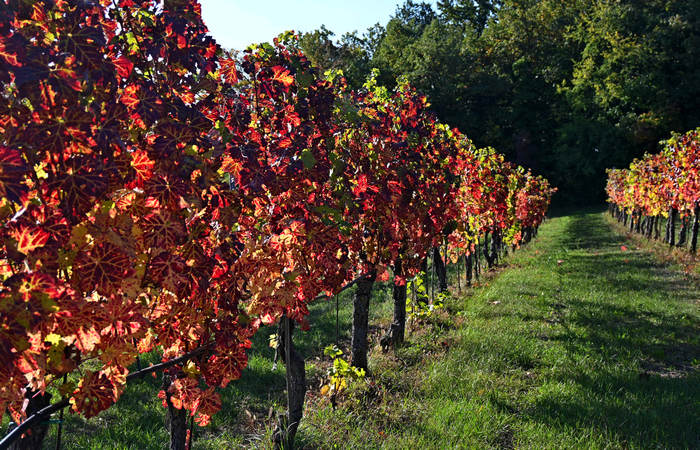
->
xmin=299 ymin=211 xmax=699 ymax=449
xmin=6 ymin=211 xmax=699 ymax=449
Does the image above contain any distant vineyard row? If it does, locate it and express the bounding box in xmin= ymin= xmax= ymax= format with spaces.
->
xmin=0 ymin=2 xmax=553 ymax=449
xmin=606 ymin=129 xmax=699 ymax=252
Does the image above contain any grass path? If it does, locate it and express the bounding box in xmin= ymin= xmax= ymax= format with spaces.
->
xmin=300 ymin=211 xmax=700 ymax=449
xmin=11 ymin=211 xmax=699 ymax=449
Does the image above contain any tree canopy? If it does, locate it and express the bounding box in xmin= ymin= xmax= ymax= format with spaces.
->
xmin=299 ymin=0 xmax=700 ymax=203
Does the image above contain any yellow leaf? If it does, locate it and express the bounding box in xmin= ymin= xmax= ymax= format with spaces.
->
xmin=45 ymin=333 xmax=62 ymax=345
xmin=34 ymin=163 xmax=48 ymax=179
xmin=268 ymin=333 xmax=279 ymax=349
xmin=183 ymin=360 xmax=200 ymax=378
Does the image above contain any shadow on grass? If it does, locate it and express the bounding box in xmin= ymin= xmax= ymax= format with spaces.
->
xmin=559 ymin=210 xmax=625 ymax=249
xmin=528 ymin=213 xmax=700 ymax=448
xmin=531 ymin=369 xmax=699 ymax=447
xmin=547 ymin=204 xmax=607 ymax=220
xmin=557 ymin=214 xmax=696 ymax=298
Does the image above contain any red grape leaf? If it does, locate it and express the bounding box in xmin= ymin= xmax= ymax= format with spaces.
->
xmin=70 ymin=371 xmax=120 ymax=418
xmin=72 ymin=243 xmax=134 ymax=295
xmin=120 ymin=85 xmax=140 ymax=109
xmin=192 ymin=388 xmax=221 ymax=426
xmin=0 ymin=146 xmax=28 ymax=203
xmin=204 ymin=347 xmax=247 ymax=388
xmin=130 ymin=150 xmax=155 ymax=187
xmin=75 ymin=327 xmax=101 ymax=353
xmin=220 ymin=58 xmax=238 ymax=84
xmin=112 ymin=56 xmax=134 ymax=79
xmin=12 ymin=226 xmax=50 ymax=255
xmin=148 ymin=251 xmax=188 ymax=294
xmin=0 ymin=42 xmax=20 ymax=67
xmin=98 ymin=340 xmax=136 ymax=368
xmin=141 ymin=212 xmax=186 ymax=249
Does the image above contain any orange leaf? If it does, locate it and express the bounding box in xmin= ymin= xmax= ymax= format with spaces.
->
xmin=271 ymin=65 xmax=294 ymax=87
xmin=75 ymin=327 xmax=101 ymax=353
xmin=377 ymin=267 xmax=390 ymax=282
xmin=120 ymin=85 xmax=140 ymax=108
xmin=0 ymin=42 xmax=20 ymax=67
xmin=177 ymin=34 xmax=187 ymax=49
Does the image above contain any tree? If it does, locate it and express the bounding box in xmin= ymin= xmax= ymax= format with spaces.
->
xmin=563 ymin=0 xmax=700 ymax=176
xmin=299 ymin=26 xmax=377 ymax=89
xmin=372 ymin=1 xmax=437 ymax=87
xmin=437 ymin=0 xmax=502 ymax=35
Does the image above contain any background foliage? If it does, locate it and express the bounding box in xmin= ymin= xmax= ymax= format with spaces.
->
xmin=299 ymin=0 xmax=700 ymax=204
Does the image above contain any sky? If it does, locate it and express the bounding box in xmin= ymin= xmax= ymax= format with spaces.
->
xmin=200 ymin=0 xmax=438 ymax=51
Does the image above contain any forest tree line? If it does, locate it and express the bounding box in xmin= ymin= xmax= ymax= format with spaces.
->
xmin=298 ymin=0 xmax=700 ymax=203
